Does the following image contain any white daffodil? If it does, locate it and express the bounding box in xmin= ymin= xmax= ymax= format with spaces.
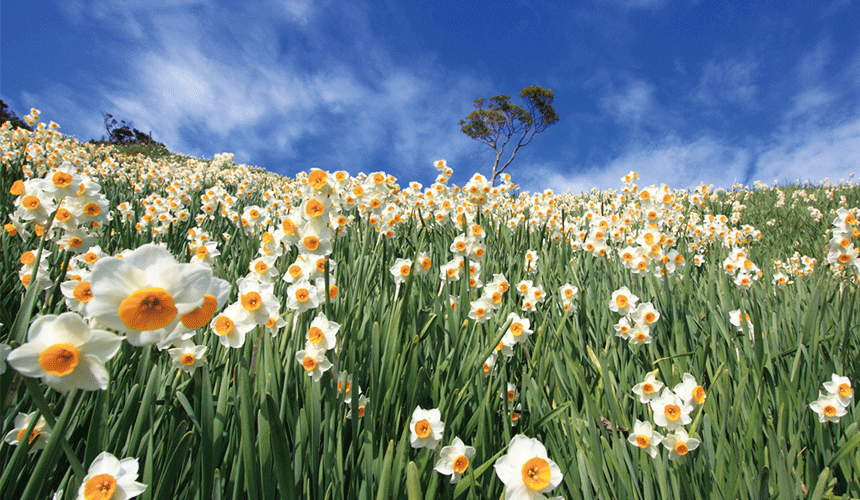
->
xmin=77 ymin=451 xmax=147 ymax=500
xmin=632 ymin=371 xmax=664 ymax=404
xmin=630 ymin=302 xmax=660 ymax=327
xmin=810 ymin=391 xmax=848 ymax=424
xmin=306 ymin=311 xmax=340 ymax=351
xmin=296 ymin=343 xmax=332 ymax=382
xmin=390 ymin=258 xmax=412 ymax=286
xmin=673 ymin=373 xmax=706 ymax=406
xmin=468 ymin=297 xmax=493 ymax=323
xmin=346 ymin=394 xmax=369 ymax=419
xmin=627 ymin=419 xmax=663 ymax=458
xmin=609 ymin=286 xmax=638 ymax=315
xmin=663 ymin=428 xmax=700 ymax=460
xmin=6 ymin=312 xmax=122 ymax=392
xmin=87 ymin=244 xmax=213 ymax=346
xmin=822 ymin=374 xmax=853 ymax=407
xmin=4 ymin=411 xmax=52 ymax=452
xmin=210 ymin=302 xmax=256 ymax=349
xmin=167 ymin=340 xmax=208 ymax=373
xmin=236 ymin=277 xmax=279 ymax=326
xmin=286 ymin=279 xmax=320 ymax=313
xmin=409 ymin=406 xmax=444 ymax=449
xmin=506 ymin=312 xmax=533 ymax=344
xmin=650 ymin=388 xmax=693 ymax=431
xmin=435 ymin=436 xmax=476 ymax=484
xmin=494 ymin=435 xmax=563 ymax=500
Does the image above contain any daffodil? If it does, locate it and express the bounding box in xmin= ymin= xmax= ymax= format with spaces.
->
xmin=482 ymin=352 xmax=497 ymax=376
xmin=346 ymin=394 xmax=369 ymax=419
xmin=236 ymin=277 xmax=279 ymax=326
xmin=4 ymin=411 xmax=52 ymax=452
xmin=494 ymin=435 xmax=563 ymax=500
xmin=87 ymin=244 xmax=213 ymax=346
xmin=159 ymin=276 xmax=231 ymax=349
xmin=306 ymin=311 xmax=340 ymax=351
xmin=630 ymin=302 xmax=660 ymax=327
xmin=409 ymin=406 xmax=444 ymax=449
xmin=609 ymin=286 xmax=638 ymax=315
xmin=650 ymin=388 xmax=693 ymax=431
xmin=632 ymin=372 xmax=664 ymax=404
xmin=77 ymin=451 xmax=146 ymax=500
xmin=810 ymin=391 xmax=848 ymax=424
xmin=296 ymin=344 xmax=332 ymax=382
xmin=673 ymin=373 xmax=706 ymax=406
xmin=210 ymin=302 xmax=256 ymax=349
xmin=614 ymin=316 xmax=632 ymax=340
xmin=823 ymin=374 xmax=853 ymax=407
xmin=662 ymin=428 xmax=700 ymax=460
xmin=390 ymin=258 xmax=412 ymax=286
xmin=167 ymin=340 xmax=208 ymax=373
xmin=729 ymin=309 xmax=754 ymax=338
xmin=506 ymin=312 xmax=533 ymax=344
xmin=627 ymin=419 xmax=663 ymax=458
xmin=6 ymin=312 xmax=122 ymax=392
xmin=627 ymin=322 xmax=652 ymax=345
xmin=435 ymin=437 xmax=476 ymax=483
xmin=468 ymin=297 xmax=493 ymax=323
xmin=286 ymin=279 xmax=320 ymax=313
xmin=60 ymin=277 xmax=93 ymax=314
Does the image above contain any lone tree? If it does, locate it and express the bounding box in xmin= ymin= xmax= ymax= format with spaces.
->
xmin=459 ymin=85 xmax=558 ymax=186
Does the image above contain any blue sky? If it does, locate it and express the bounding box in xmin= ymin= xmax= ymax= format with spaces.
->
xmin=2 ymin=0 xmax=859 ymax=194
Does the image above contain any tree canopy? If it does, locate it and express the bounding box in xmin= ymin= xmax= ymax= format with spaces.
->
xmin=0 ymin=100 xmax=32 ymax=131
xmin=459 ymin=86 xmax=558 ymax=186
xmin=101 ymin=112 xmax=164 ymax=146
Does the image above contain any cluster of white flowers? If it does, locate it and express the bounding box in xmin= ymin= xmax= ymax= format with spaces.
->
xmin=825 ymin=208 xmax=859 ymax=275
xmin=628 ymin=371 xmax=704 ymax=460
xmin=411 ymin=403 xmax=564 ymax=499
xmin=773 ymin=252 xmax=817 ymax=279
xmin=809 ymin=374 xmax=853 ymax=424
xmin=610 ymin=286 xmax=660 ymax=345
xmin=558 ymin=283 xmax=578 ymax=314
xmin=722 ymin=246 xmax=761 ymax=289
xmin=295 ymin=311 xmax=340 ymax=382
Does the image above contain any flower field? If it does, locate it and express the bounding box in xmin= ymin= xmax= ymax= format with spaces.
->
xmin=1 ymin=110 xmax=859 ymax=500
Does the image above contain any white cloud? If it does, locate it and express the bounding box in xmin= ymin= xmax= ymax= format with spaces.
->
xmin=754 ymin=116 xmax=860 ymax=184
xmin=39 ymin=0 xmax=491 ymax=179
xmin=696 ymin=56 xmax=758 ymax=108
xmin=602 ymin=79 xmax=655 ymax=124
xmin=514 ymin=136 xmax=750 ymax=195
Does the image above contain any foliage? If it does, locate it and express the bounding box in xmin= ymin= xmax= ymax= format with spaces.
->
xmin=101 ymin=112 xmax=165 ymax=147
xmin=0 ymin=100 xmax=32 ymax=131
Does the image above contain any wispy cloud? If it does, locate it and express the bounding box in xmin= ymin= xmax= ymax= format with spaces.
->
xmin=695 ymin=56 xmax=759 ymax=109
xmin=602 ymin=78 xmax=656 ymax=125
xmin=38 ymin=0 xmax=490 ymax=179
xmin=755 ymin=115 xmax=860 ymax=184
